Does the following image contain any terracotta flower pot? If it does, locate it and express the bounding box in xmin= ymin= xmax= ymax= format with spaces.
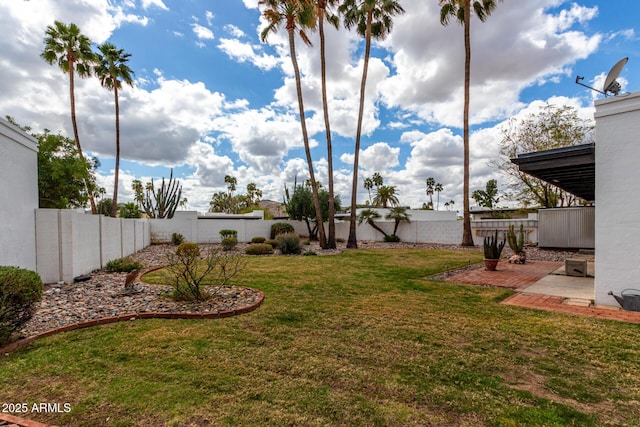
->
xmin=484 ymin=258 xmax=500 ymax=271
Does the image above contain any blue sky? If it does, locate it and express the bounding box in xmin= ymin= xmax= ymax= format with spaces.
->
xmin=1 ymin=0 xmax=638 ymax=213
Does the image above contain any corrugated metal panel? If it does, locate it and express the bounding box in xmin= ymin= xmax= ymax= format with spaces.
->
xmin=539 ymin=207 xmax=594 ymax=248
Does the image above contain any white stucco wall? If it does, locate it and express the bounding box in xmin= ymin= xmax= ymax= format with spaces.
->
xmin=0 ymin=118 xmax=38 ymax=270
xmin=594 ymin=91 xmax=640 ymax=306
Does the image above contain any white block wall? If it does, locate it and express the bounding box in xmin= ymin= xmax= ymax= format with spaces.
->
xmin=594 ymin=91 xmax=640 ymax=307
xmin=0 ymin=118 xmax=38 ymax=270
xmin=36 ymin=209 xmax=150 ymax=283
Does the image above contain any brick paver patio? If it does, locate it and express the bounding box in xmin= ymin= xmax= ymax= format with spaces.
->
xmin=446 ymin=259 xmax=640 ymax=323
xmin=445 ymin=260 xmax=563 ymax=289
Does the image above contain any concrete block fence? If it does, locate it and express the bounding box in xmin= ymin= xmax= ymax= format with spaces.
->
xmin=32 ymin=208 xmax=544 ymax=284
xmin=35 ymin=209 xmax=150 ymax=284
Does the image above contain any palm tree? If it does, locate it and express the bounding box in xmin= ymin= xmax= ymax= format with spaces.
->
xmin=312 ymin=0 xmax=340 ymax=249
xmin=357 ymin=208 xmax=387 ymax=237
xmin=385 ymin=206 xmax=411 ymax=235
xmin=425 ymin=176 xmax=435 ymax=209
xmin=95 ymin=42 xmax=134 ymax=217
xmin=41 ymin=21 xmax=98 ymax=214
xmin=434 ymin=182 xmax=444 ymax=210
xmin=373 ymin=185 xmax=399 ymax=208
xmin=363 ymin=176 xmax=374 ymax=205
xmin=439 ymin=0 xmax=500 ymax=245
xmin=339 ymin=0 xmax=405 ymax=249
xmin=260 ymin=0 xmax=327 ymax=248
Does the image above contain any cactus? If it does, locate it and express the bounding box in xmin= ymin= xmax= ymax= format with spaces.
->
xmin=483 ymin=230 xmax=506 ymax=260
xmin=507 ymin=224 xmax=525 ymax=255
xmin=140 ymin=169 xmax=182 ymax=219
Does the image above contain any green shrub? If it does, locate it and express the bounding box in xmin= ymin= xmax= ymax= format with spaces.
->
xmin=171 ymin=232 xmax=185 ymax=245
xmin=278 ymin=233 xmax=302 ymax=255
xmin=219 ymin=229 xmax=238 ymax=239
xmin=303 ymin=250 xmax=317 ymax=256
xmin=104 ymin=257 xmax=144 ymax=273
xmin=221 ymin=237 xmax=238 ymax=251
xmin=384 ymin=234 xmax=401 ymax=242
xmin=336 ymin=237 xmax=345 ymax=243
xmin=176 ymin=242 xmax=200 ymax=257
xmin=303 ymin=240 xmax=311 ymax=245
xmin=270 ymin=222 xmax=295 ymax=239
xmin=265 ymin=239 xmax=279 ymax=249
xmin=251 ymin=236 xmax=266 ymax=244
xmin=0 ymin=266 xmax=43 ymax=345
xmin=245 ymin=243 xmax=274 ymax=255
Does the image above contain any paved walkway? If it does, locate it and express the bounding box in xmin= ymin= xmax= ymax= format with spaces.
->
xmin=446 ymin=259 xmax=640 ymax=323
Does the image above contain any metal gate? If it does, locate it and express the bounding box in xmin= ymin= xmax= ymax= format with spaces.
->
xmin=538 ymin=207 xmax=594 ymax=249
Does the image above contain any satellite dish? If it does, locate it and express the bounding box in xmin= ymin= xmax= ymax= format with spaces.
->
xmin=603 ymin=57 xmax=628 ymax=96
xmin=575 ymin=57 xmax=629 ymax=96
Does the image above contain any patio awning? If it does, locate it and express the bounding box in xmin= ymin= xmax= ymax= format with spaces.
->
xmin=510 ymin=143 xmax=595 ymax=201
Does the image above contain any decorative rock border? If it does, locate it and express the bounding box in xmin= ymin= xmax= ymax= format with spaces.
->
xmin=0 ymin=288 xmax=264 ymax=356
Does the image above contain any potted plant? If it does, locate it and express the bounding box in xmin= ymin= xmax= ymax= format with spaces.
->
xmin=483 ymin=230 xmax=506 ymax=271
xmin=507 ymin=224 xmax=526 ymax=264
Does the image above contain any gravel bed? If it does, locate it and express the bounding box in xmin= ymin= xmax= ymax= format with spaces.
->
xmin=15 ymin=242 xmax=589 ymax=340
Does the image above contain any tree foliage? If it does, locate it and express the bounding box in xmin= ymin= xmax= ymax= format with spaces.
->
xmin=284 ymin=180 xmax=341 ymax=240
xmin=495 ymin=104 xmax=594 ymax=208
xmin=472 ymin=179 xmax=500 ymax=208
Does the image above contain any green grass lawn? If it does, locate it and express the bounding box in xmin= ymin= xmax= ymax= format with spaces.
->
xmin=2 ymin=248 xmax=639 ymax=426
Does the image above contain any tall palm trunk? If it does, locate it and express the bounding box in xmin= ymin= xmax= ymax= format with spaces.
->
xmin=461 ymin=0 xmax=473 ymax=246
xmin=318 ymin=4 xmax=337 ymax=249
xmin=347 ymin=10 xmax=373 ymax=249
xmin=288 ymin=26 xmax=326 ymax=247
xmin=111 ymin=83 xmax=121 ymax=217
xmin=68 ymin=58 xmax=97 ymax=214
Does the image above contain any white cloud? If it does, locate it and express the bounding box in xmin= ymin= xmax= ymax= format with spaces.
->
xmin=141 ymin=0 xmax=168 ymax=11
xmin=192 ymin=23 xmax=214 ymax=41
xmin=217 ymin=38 xmax=279 ymax=70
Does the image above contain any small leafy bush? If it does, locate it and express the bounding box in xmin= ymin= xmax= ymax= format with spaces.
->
xmin=171 ymin=232 xmax=185 ymax=245
xmin=303 ymin=250 xmax=317 ymax=256
xmin=105 ymin=257 xmax=144 ymax=273
xmin=384 ymin=234 xmax=401 ymax=242
xmin=0 ymin=266 xmax=43 ymax=345
xmin=303 ymin=240 xmax=311 ymax=245
xmin=219 ymin=229 xmax=238 ymax=239
xmin=278 ymin=233 xmax=302 ymax=255
xmin=265 ymin=239 xmax=279 ymax=249
xmin=221 ymin=237 xmax=238 ymax=251
xmin=245 ymin=243 xmax=274 ymax=255
xmin=176 ymin=242 xmax=200 ymax=257
xmin=164 ymin=246 xmax=246 ymax=301
xmin=251 ymin=236 xmax=266 ymax=244
xmin=336 ymin=237 xmax=345 ymax=243
xmin=270 ymin=222 xmax=295 ymax=239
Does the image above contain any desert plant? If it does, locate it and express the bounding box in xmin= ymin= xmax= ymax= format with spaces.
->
xmin=303 ymin=250 xmax=317 ymax=256
xmin=278 ymin=232 xmax=302 ymax=255
xmin=245 ymin=243 xmax=274 ymax=255
xmin=0 ymin=266 xmax=43 ymax=344
xmin=251 ymin=236 xmax=266 ymax=244
xmin=104 ymin=257 xmax=144 ymax=273
xmin=270 ymin=222 xmax=295 ymax=239
xmin=163 ymin=246 xmax=246 ymax=301
xmin=507 ymin=224 xmax=525 ymax=255
xmin=171 ymin=232 xmax=185 ymax=246
xmin=384 ymin=234 xmax=401 ymax=242
xmin=265 ymin=239 xmax=279 ymax=249
xmin=219 ymin=229 xmax=238 ymax=239
xmin=483 ymin=230 xmax=506 ymax=260
xmin=221 ymin=237 xmax=238 ymax=251
xmin=133 ymin=169 xmax=183 ymax=219
xmin=176 ymin=242 xmax=200 ymax=257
